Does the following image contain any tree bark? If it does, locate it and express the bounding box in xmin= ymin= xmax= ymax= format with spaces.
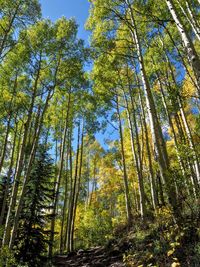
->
xmin=139 ymin=91 xmax=159 ymax=210
xmin=9 ymin=88 xmax=54 ymax=249
xmin=70 ymin=121 xmax=84 ymax=250
xmin=116 ymin=95 xmax=132 ymax=225
xmin=60 ymin=146 xmax=69 ymax=253
xmin=122 ymin=86 xmax=147 ymax=218
xmin=66 ymin=122 xmax=80 ymax=252
xmin=165 ymin=0 xmax=200 ymax=97
xmin=2 ymin=69 xmax=39 ymax=247
xmin=64 ymin=128 xmax=73 ymax=251
xmin=49 ymin=92 xmax=71 ymax=257
xmin=0 ymin=121 xmax=18 ymax=226
xmin=175 ymin=0 xmax=200 ymax=41
xmin=125 ymin=0 xmax=180 ymax=218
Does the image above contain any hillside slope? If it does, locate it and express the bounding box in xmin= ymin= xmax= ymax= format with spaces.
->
xmin=53 ymin=215 xmax=200 ymax=267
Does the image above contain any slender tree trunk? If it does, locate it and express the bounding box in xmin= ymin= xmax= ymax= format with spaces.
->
xmin=185 ymin=1 xmax=200 ymax=31
xmin=60 ymin=147 xmax=69 ymax=253
xmin=0 ymin=1 xmax=21 ymax=59
xmin=125 ymin=0 xmax=182 ymax=219
xmin=64 ymin=128 xmax=73 ymax=251
xmin=49 ymin=92 xmax=71 ymax=257
xmin=139 ymin=91 xmax=159 ymax=210
xmin=126 ymin=0 xmax=179 ymax=215
xmin=9 ymin=89 xmax=54 ymax=249
xmin=165 ymin=0 xmax=200 ymax=97
xmin=178 ymin=97 xmax=200 ymax=184
xmin=88 ymin=159 xmax=96 ymax=207
xmin=0 ymin=115 xmax=12 ymax=175
xmin=175 ymin=0 xmax=200 ymax=41
xmin=66 ymin=123 xmax=80 ymax=252
xmin=0 ymin=122 xmax=18 ymax=226
xmin=116 ymin=95 xmax=132 ymax=225
xmin=160 ymin=79 xmax=190 ymax=187
xmin=0 ymin=75 xmax=18 ymax=175
xmin=122 ymin=87 xmax=146 ymax=218
xmin=175 ymin=112 xmax=198 ymax=189
xmin=2 ymin=75 xmax=39 ymax=247
xmin=70 ymin=121 xmax=84 ymax=250
xmin=166 ymin=55 xmax=200 ymax=185
xmin=163 ymin=26 xmax=200 ymax=94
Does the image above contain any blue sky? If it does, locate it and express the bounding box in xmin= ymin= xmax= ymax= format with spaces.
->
xmin=39 ymin=1 xmax=119 ymax=149
xmin=39 ymin=0 xmax=90 ymax=43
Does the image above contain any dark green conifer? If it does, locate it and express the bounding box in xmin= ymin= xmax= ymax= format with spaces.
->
xmin=16 ymin=144 xmax=54 ymax=266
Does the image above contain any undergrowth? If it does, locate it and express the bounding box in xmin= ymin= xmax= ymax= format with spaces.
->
xmin=122 ymin=206 xmax=200 ymax=267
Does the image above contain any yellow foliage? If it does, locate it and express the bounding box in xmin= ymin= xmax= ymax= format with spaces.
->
xmin=167 ymin=249 xmax=175 ymax=256
xmin=1 ymin=89 xmax=12 ymax=102
xmin=170 ymin=242 xmax=180 ymax=248
xmin=171 ymin=262 xmax=180 ymax=267
xmin=182 ymin=75 xmax=196 ymax=98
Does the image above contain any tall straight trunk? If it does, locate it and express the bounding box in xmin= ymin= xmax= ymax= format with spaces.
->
xmin=125 ymin=0 xmax=178 ymax=215
xmin=122 ymin=87 xmax=146 ymax=218
xmin=174 ymin=114 xmax=186 ymax=143
xmin=156 ymin=73 xmax=191 ymax=195
xmin=66 ymin=123 xmax=80 ymax=252
xmin=9 ymin=55 xmax=61 ymax=249
xmin=174 ymin=112 xmax=198 ymax=188
xmin=64 ymin=129 xmax=73 ymax=251
xmin=185 ymin=0 xmax=200 ymax=32
xmin=161 ymin=66 xmax=199 ymax=197
xmin=0 ymin=122 xmax=18 ymax=226
xmin=165 ymin=0 xmax=200 ymax=97
xmin=85 ymin=159 xmax=90 ymax=207
xmin=163 ymin=26 xmax=200 ymax=94
xmin=178 ymin=97 xmax=200 ymax=184
xmin=139 ymin=91 xmax=159 ymax=210
xmin=47 ymin=136 xmax=59 ymax=258
xmin=2 ymin=68 xmax=40 ymax=246
xmin=88 ymin=161 xmax=97 ymax=207
xmin=160 ymin=82 xmax=186 ymax=175
xmin=116 ymin=95 xmax=132 ymax=225
xmin=60 ymin=147 xmax=69 ymax=253
xmin=9 ymin=89 xmax=54 ymax=249
xmin=166 ymin=55 xmax=200 ymax=185
xmin=0 ymin=114 xmax=12 ymax=175
xmin=49 ymin=92 xmax=71 ymax=257
xmin=0 ymin=1 xmax=21 ymax=59
xmin=175 ymin=0 xmax=200 ymax=41
xmin=0 ymin=75 xmax=18 ymax=175
xmin=70 ymin=121 xmax=84 ymax=250
xmin=150 ymin=50 xmax=185 ymax=182
xmin=157 ymin=172 xmax=166 ymax=206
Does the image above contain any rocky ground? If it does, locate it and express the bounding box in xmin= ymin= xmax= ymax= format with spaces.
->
xmin=52 ymin=239 xmax=131 ymax=267
xmin=52 ymin=218 xmax=200 ymax=267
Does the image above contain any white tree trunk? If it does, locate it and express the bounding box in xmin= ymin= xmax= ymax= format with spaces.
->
xmin=175 ymin=0 xmax=200 ymax=41
xmin=166 ymin=0 xmax=200 ymax=97
xmin=9 ymin=89 xmax=54 ymax=249
xmin=178 ymin=97 xmax=200 ymax=184
xmin=125 ymin=0 xmax=180 ymax=217
xmin=123 ymin=90 xmax=147 ymax=218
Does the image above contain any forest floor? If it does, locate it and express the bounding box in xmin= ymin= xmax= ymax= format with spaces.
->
xmin=52 ymin=244 xmax=126 ymax=267
xmin=52 ymin=215 xmax=200 ymax=267
xmin=51 ymin=240 xmax=128 ymax=267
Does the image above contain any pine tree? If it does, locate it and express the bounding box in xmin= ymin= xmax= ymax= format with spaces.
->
xmin=15 ymin=144 xmax=54 ymax=266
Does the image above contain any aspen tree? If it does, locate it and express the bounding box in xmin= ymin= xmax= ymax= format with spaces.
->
xmin=165 ymin=0 xmax=200 ymax=97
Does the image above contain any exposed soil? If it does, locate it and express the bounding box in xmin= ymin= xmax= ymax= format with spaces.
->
xmin=52 ymin=239 xmax=132 ymax=267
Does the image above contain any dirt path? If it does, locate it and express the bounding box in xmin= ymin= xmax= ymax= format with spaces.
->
xmin=52 ymin=241 xmax=130 ymax=267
